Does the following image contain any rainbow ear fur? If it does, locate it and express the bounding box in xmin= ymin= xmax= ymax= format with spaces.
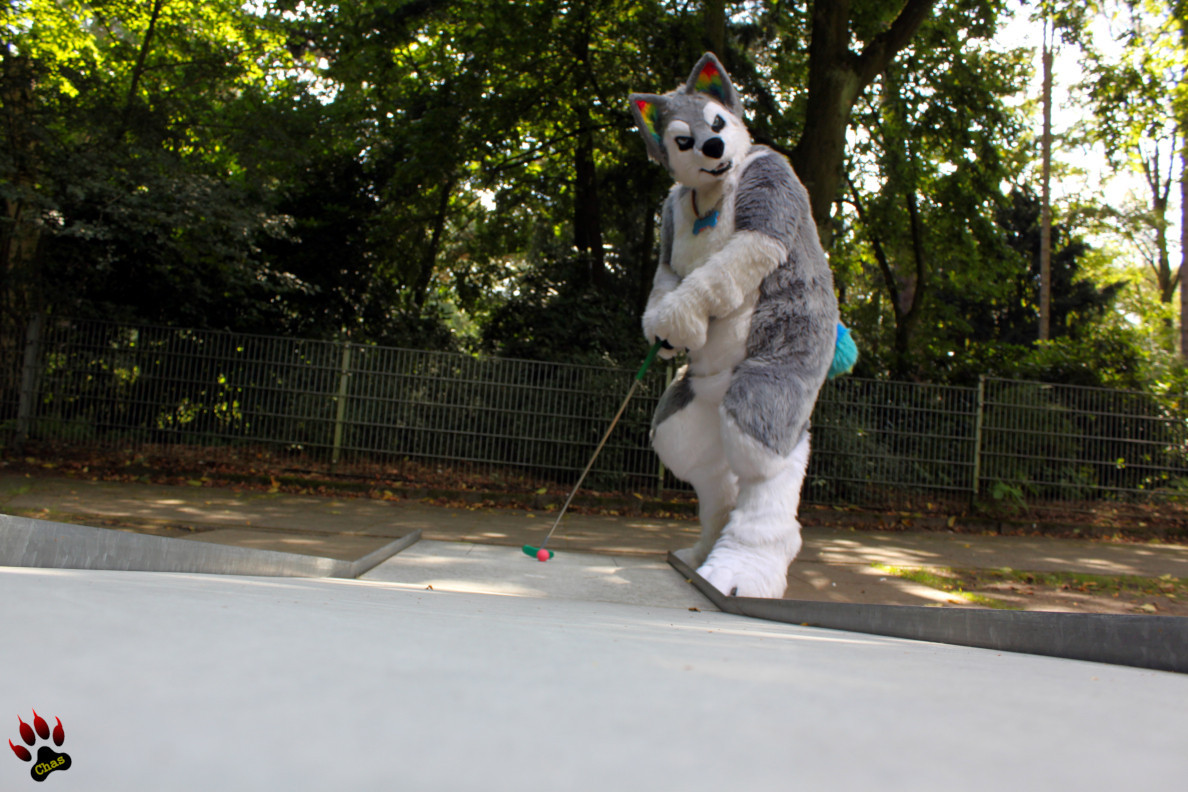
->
xmin=629 ymin=93 xmax=667 ymax=165
xmin=634 ymin=98 xmax=661 ymax=144
xmin=684 ymin=52 xmax=741 ymax=114
xmin=693 ymin=60 xmax=727 ymax=103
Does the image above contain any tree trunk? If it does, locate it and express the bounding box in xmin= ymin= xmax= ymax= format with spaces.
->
xmin=1039 ymin=26 xmax=1053 ymax=341
xmin=1180 ymin=141 xmax=1188 ymax=361
xmin=120 ymin=0 xmax=166 ymax=135
xmin=1155 ymin=192 xmax=1174 ymax=303
xmin=0 ymin=51 xmax=42 ymax=336
xmin=570 ymin=9 xmax=607 ymax=288
xmin=634 ymin=171 xmax=661 ymax=320
xmin=1139 ymin=152 xmax=1175 ymax=303
xmin=791 ymin=0 xmax=861 ymax=247
xmin=790 ymin=0 xmax=936 ymax=248
xmin=412 ymin=180 xmax=454 ymax=309
xmin=573 ymin=109 xmax=607 ymax=286
xmin=704 ymin=0 xmax=727 ymax=55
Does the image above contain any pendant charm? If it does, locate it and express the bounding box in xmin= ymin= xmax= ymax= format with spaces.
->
xmin=692 ymin=209 xmax=719 ymax=235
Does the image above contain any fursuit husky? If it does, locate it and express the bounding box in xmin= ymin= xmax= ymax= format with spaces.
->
xmin=630 ymin=53 xmax=839 ymax=598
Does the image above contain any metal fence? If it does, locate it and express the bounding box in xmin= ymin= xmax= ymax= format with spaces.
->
xmin=3 ymin=316 xmax=1188 ymax=506
xmin=975 ymin=378 xmax=1188 ymax=502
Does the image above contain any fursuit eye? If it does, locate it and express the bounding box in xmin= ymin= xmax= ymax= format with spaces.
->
xmin=674 ymin=136 xmax=695 ymax=151
xmin=711 ymin=115 xmax=726 ymax=133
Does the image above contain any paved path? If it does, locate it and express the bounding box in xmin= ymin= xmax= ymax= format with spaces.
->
xmin=2 ymin=472 xmax=1186 ymax=609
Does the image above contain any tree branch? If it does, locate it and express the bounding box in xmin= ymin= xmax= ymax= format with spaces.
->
xmin=854 ymin=0 xmax=938 ymax=87
xmin=903 ymin=184 xmax=928 ymax=324
xmin=846 ymin=171 xmax=902 ymax=319
xmin=124 ymin=0 xmax=166 ymax=116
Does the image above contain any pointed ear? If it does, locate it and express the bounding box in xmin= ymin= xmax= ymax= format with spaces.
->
xmin=684 ymin=52 xmax=741 ymax=114
xmin=629 ymin=93 xmax=668 ymax=165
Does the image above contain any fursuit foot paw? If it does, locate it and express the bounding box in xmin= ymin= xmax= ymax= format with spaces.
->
xmin=697 ymin=546 xmax=791 ymax=599
xmin=672 ymin=541 xmax=712 ymax=571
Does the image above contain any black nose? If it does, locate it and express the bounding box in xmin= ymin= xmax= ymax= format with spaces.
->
xmin=701 ymin=137 xmax=724 ymax=159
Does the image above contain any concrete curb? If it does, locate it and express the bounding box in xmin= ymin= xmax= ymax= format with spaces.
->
xmin=668 ymin=550 xmax=1188 ymax=674
xmin=0 ymin=513 xmax=420 ymax=579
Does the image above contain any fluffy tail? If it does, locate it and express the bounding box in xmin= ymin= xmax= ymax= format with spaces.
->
xmin=828 ymin=323 xmax=858 ymax=379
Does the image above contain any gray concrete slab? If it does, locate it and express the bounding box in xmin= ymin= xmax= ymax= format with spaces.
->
xmin=362 ymin=539 xmax=715 ymax=609
xmin=0 ymin=513 xmax=417 ymax=578
xmin=2 ymin=565 xmax=1185 ymax=791
xmin=179 ymin=527 xmax=394 ymax=560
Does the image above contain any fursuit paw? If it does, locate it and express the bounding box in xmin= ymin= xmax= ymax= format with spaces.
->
xmin=655 ymin=338 xmax=678 ymax=360
xmin=697 ymin=546 xmax=791 ymax=599
xmin=672 ymin=539 xmax=713 ymax=570
xmin=642 ymin=292 xmax=708 ymax=355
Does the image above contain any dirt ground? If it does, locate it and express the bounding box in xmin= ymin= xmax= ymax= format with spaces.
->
xmin=880 ymin=565 xmax=1188 ymax=616
xmin=7 ymin=444 xmax=1188 ymax=537
xmin=4 ymin=445 xmax=1186 ymax=617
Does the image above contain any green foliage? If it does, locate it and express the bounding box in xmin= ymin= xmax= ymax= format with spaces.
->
xmin=1 ymin=0 xmax=1184 ymax=396
xmin=481 ymin=248 xmax=651 ymax=365
xmin=2 ymin=0 xmax=302 ymax=330
xmin=1067 ymin=0 xmax=1187 ymax=386
xmin=926 ymin=189 xmax=1136 ymax=387
xmin=836 ymin=1 xmax=1035 ymax=380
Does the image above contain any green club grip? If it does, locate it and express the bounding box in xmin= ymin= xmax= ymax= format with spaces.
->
xmin=635 ymin=340 xmax=663 ymax=381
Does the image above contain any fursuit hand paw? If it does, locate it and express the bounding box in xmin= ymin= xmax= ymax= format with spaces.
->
xmin=697 ymin=545 xmax=791 ymax=599
xmin=655 ymin=338 xmax=678 ymax=360
xmin=642 ymin=292 xmax=708 ymax=356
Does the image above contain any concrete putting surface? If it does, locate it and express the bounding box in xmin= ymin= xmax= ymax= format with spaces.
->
xmin=361 ymin=539 xmax=713 ymax=609
xmin=3 ymin=484 xmax=1188 ymax=789
xmin=3 ymin=565 xmax=1187 ymax=791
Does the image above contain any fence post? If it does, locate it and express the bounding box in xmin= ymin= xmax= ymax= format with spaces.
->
xmin=971 ymin=376 xmax=986 ymax=505
xmin=330 ymin=340 xmax=352 ymax=471
xmin=16 ymin=312 xmax=45 ymax=443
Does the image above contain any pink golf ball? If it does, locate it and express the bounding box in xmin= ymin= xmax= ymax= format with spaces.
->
xmin=536 ymin=548 xmax=550 ymax=562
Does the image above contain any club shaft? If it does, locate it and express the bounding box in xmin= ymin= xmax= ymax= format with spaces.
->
xmin=540 ymin=377 xmax=644 ymax=549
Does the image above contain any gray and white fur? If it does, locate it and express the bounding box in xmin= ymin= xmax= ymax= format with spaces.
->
xmin=630 ymin=53 xmax=838 ymax=598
